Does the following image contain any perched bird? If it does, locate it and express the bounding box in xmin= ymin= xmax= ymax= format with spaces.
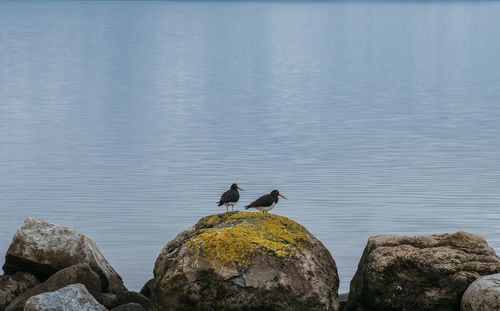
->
xmin=245 ymin=190 xmax=287 ymax=217
xmin=218 ymin=183 xmax=244 ymax=213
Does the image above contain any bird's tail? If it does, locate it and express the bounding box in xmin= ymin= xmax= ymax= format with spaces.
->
xmin=245 ymin=205 xmax=251 ymax=210
xmin=217 ymin=201 xmax=223 ymax=206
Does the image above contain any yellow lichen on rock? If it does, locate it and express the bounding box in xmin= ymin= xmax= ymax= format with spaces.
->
xmin=186 ymin=212 xmax=310 ymax=269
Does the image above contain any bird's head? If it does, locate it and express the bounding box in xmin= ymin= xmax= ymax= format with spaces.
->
xmin=271 ymin=189 xmax=287 ymax=200
xmin=231 ymin=183 xmax=244 ymax=191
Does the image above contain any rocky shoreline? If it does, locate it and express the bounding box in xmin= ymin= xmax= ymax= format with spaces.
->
xmin=1 ymin=215 xmax=500 ymax=310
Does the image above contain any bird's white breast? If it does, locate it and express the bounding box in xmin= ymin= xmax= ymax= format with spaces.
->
xmin=256 ymin=202 xmax=275 ymax=211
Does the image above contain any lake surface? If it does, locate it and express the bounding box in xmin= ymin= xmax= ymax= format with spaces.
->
xmin=1 ymin=0 xmax=500 ymax=293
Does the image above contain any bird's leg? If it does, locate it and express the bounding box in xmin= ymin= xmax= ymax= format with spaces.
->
xmin=226 ymin=206 xmax=228 ymax=213
xmin=262 ymin=210 xmax=265 ymax=217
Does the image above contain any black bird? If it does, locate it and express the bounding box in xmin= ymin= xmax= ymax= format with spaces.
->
xmin=218 ymin=183 xmax=244 ymax=213
xmin=245 ymin=190 xmax=287 ymax=217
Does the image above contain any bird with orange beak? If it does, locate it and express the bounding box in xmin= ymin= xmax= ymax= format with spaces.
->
xmin=245 ymin=189 xmax=287 ymax=218
xmin=218 ymin=183 xmax=244 ymax=213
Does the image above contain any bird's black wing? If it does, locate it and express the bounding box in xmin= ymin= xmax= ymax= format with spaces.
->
xmin=245 ymin=194 xmax=273 ymax=209
xmin=218 ymin=189 xmax=239 ymax=206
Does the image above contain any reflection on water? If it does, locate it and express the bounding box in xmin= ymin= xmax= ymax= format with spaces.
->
xmin=1 ymin=0 xmax=500 ymax=292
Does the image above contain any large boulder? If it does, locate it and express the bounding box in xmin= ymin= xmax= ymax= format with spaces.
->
xmin=153 ymin=212 xmax=339 ymax=311
xmin=0 ymin=272 xmax=39 ymax=310
xmin=2 ymin=218 xmax=126 ymax=294
xmin=346 ymin=231 xmax=500 ymax=311
xmin=24 ymin=283 xmax=107 ymax=311
xmin=6 ymin=263 xmax=102 ymax=311
xmin=461 ymin=273 xmax=500 ymax=311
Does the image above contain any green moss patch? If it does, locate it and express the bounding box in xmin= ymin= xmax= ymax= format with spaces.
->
xmin=186 ymin=212 xmax=310 ymax=269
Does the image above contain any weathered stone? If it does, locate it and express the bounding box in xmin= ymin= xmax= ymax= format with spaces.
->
xmin=346 ymin=231 xmax=500 ymax=311
xmin=153 ymin=212 xmax=339 ymax=311
xmin=24 ymin=283 xmax=107 ymax=311
xmin=461 ymin=273 xmax=500 ymax=311
xmin=6 ymin=263 xmax=101 ymax=311
xmin=111 ymin=303 xmax=146 ymax=311
xmin=2 ymin=218 xmax=126 ymax=294
xmin=0 ymin=272 xmax=39 ymax=310
xmin=139 ymin=279 xmax=154 ymax=299
xmin=111 ymin=291 xmax=151 ymax=311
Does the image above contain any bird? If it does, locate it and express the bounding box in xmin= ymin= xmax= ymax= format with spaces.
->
xmin=245 ymin=190 xmax=287 ymax=218
xmin=218 ymin=183 xmax=244 ymax=213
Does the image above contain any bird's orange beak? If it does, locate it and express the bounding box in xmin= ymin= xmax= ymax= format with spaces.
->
xmin=237 ymin=186 xmax=244 ymax=191
xmin=278 ymin=193 xmax=287 ymax=200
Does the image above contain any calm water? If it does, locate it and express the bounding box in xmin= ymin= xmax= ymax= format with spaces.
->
xmin=1 ymin=0 xmax=500 ymax=293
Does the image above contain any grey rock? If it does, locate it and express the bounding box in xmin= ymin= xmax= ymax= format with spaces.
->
xmin=24 ymin=283 xmax=107 ymax=311
xmin=346 ymin=231 xmax=500 ymax=311
xmin=153 ymin=212 xmax=339 ymax=311
xmin=111 ymin=291 xmax=151 ymax=311
xmin=139 ymin=279 xmax=154 ymax=299
xmin=6 ymin=263 xmax=101 ymax=311
xmin=111 ymin=303 xmax=146 ymax=311
xmin=0 ymin=272 xmax=39 ymax=310
xmin=2 ymin=218 xmax=126 ymax=294
xmin=461 ymin=273 xmax=500 ymax=311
